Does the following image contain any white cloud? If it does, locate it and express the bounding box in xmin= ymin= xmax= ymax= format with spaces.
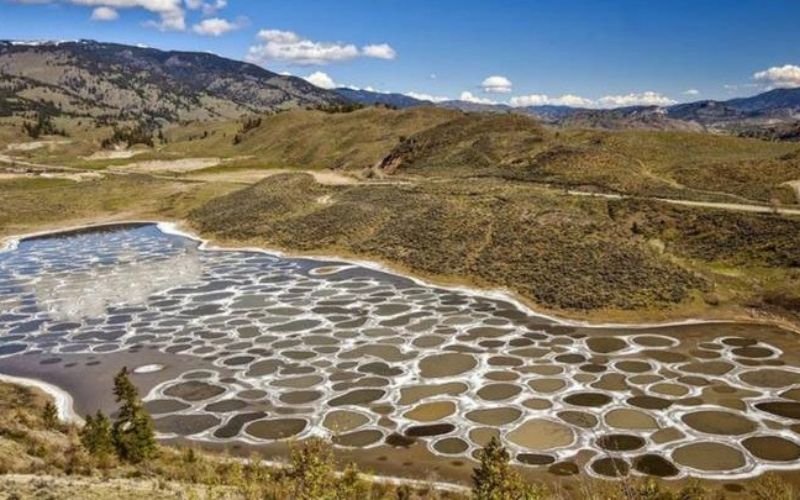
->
xmin=460 ymin=91 xmax=497 ymax=105
xmin=509 ymin=91 xmax=673 ymax=109
xmin=74 ymin=0 xmax=186 ymax=30
xmin=509 ymin=94 xmax=549 ymax=107
xmin=304 ymin=71 xmax=336 ymax=89
xmin=509 ymin=93 xmax=594 ymax=108
xmin=596 ymin=91 xmax=676 ymax=108
xmin=552 ymin=94 xmax=596 ymax=107
xmin=185 ymin=0 xmax=226 ymax=16
xmin=13 ymin=0 xmax=237 ymax=31
xmin=405 ymin=91 xmax=449 ymax=103
xmin=90 ymin=6 xmax=118 ymax=20
xmin=13 ymin=0 xmax=188 ymax=30
xmin=362 ymin=43 xmax=396 ymax=60
xmin=481 ymin=75 xmax=513 ymax=93
xmin=246 ymin=29 xmax=396 ymax=66
xmin=754 ymin=64 xmax=800 ymax=89
xmin=683 ymin=89 xmax=700 ymax=96
xmin=192 ymin=17 xmax=241 ymax=36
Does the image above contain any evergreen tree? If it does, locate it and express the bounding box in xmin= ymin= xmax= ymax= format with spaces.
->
xmin=42 ymin=401 xmax=59 ymax=429
xmin=111 ymin=367 xmax=157 ymax=463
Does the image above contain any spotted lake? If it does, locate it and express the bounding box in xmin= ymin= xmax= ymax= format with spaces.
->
xmin=2 ymin=223 xmax=800 ymax=481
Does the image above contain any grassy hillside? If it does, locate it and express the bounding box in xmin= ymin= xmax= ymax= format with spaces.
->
xmin=0 ymin=174 xmax=235 ymax=238
xmin=153 ymin=108 xmax=800 ymax=205
xmin=190 ymin=173 xmax=753 ymax=314
xmin=377 ymin=116 xmax=800 ymax=204
xmin=6 ymin=107 xmax=798 ymax=207
xmin=162 ymin=107 xmax=460 ymax=171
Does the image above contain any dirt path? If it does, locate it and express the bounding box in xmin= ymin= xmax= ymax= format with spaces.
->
xmin=567 ymin=189 xmax=800 ymax=216
xmin=5 ymin=139 xmax=71 ymax=152
xmin=188 ymin=168 xmax=361 ymax=185
xmin=0 ymin=154 xmax=205 ymax=185
xmin=83 ymin=149 xmax=144 ymax=161
xmin=0 ymin=154 xmax=90 ymax=173
xmin=0 ymin=155 xmax=402 ymax=187
xmin=654 ymin=197 xmax=800 ymax=215
xmin=111 ymin=157 xmax=222 ymax=174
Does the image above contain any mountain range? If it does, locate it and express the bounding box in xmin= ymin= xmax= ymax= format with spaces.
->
xmin=335 ymin=87 xmax=800 ymax=134
xmin=0 ymin=40 xmax=344 ymax=122
xmin=1 ymin=39 xmax=798 ymax=138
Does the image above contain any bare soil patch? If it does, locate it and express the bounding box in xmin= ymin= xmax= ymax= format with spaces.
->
xmin=112 ymin=158 xmax=222 ymax=173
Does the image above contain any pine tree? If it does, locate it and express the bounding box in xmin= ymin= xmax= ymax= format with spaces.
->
xmin=111 ymin=367 xmax=157 ymax=463
xmin=42 ymin=401 xmax=59 ymax=429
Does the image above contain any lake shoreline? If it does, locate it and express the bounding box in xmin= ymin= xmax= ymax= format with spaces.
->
xmin=0 ymin=372 xmax=82 ymax=424
xmin=3 ymin=217 xmax=794 ymax=335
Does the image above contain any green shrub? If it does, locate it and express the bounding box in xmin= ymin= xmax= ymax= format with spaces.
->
xmin=23 ymin=113 xmax=66 ymax=139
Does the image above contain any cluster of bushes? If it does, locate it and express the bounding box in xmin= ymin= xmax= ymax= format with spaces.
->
xmin=233 ymin=116 xmax=263 ymax=145
xmin=22 ymin=113 xmax=67 ymax=139
xmin=190 ymin=176 xmax=706 ymax=311
xmin=667 ymin=157 xmax=800 ymax=205
xmin=736 ymin=121 xmax=800 ymax=143
xmin=316 ymin=102 xmax=365 ymax=114
xmin=473 ymin=205 xmax=705 ymax=310
xmin=101 ymin=123 xmax=157 ymax=149
xmin=611 ymin=200 xmax=800 ymax=268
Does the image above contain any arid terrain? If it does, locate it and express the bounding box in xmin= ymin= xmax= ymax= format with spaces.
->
xmin=2 ymin=39 xmax=800 ymax=500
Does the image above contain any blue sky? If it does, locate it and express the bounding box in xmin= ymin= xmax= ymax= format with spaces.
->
xmin=2 ymin=0 xmax=800 ymax=107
